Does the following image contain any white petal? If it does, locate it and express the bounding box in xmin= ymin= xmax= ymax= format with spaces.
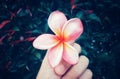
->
xmin=48 ymin=11 xmax=67 ymax=36
xmin=63 ymin=42 xmax=79 ymax=64
xmin=48 ymin=43 xmax=63 ymax=67
xmin=33 ymin=34 xmax=59 ymax=50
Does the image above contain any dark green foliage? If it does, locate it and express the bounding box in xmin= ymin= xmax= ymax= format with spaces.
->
xmin=0 ymin=0 xmax=120 ymax=79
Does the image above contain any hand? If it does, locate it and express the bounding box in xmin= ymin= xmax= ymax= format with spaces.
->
xmin=36 ymin=43 xmax=93 ymax=79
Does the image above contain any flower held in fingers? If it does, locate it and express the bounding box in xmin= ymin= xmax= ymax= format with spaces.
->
xmin=33 ymin=11 xmax=83 ymax=67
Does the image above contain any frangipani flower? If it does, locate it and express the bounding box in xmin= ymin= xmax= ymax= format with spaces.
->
xmin=33 ymin=11 xmax=83 ymax=67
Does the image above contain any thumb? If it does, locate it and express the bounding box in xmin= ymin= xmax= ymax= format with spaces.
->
xmin=36 ymin=51 xmax=60 ymax=79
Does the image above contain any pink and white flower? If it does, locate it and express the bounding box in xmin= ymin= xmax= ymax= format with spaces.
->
xmin=33 ymin=11 xmax=83 ymax=67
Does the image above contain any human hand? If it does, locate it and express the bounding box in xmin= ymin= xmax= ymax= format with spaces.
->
xmin=36 ymin=43 xmax=92 ymax=79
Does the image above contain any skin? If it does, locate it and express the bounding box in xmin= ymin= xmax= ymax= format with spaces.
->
xmin=36 ymin=43 xmax=93 ymax=79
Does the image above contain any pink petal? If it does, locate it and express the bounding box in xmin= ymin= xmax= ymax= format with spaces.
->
xmin=33 ymin=34 xmax=59 ymax=50
xmin=63 ymin=42 xmax=79 ymax=64
xmin=48 ymin=43 xmax=63 ymax=67
xmin=63 ymin=18 xmax=83 ymax=42
xmin=48 ymin=11 xmax=67 ymax=36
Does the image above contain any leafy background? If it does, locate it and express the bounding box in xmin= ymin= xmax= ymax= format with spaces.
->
xmin=0 ymin=0 xmax=120 ymax=79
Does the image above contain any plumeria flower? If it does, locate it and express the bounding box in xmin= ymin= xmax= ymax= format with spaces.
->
xmin=33 ymin=11 xmax=83 ymax=67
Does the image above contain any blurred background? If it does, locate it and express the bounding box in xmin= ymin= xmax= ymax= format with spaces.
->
xmin=0 ymin=0 xmax=120 ymax=79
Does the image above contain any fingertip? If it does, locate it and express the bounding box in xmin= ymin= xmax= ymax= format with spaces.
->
xmin=79 ymin=69 xmax=93 ymax=79
xmin=73 ymin=43 xmax=81 ymax=54
xmin=54 ymin=60 xmax=71 ymax=76
xmin=80 ymin=55 xmax=89 ymax=65
xmin=54 ymin=64 xmax=66 ymax=76
xmin=86 ymin=69 xmax=93 ymax=78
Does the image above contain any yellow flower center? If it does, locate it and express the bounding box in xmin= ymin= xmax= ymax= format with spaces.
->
xmin=57 ymin=35 xmax=65 ymax=43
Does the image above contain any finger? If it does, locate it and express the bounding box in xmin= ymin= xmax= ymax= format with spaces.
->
xmin=36 ymin=51 xmax=60 ymax=79
xmin=54 ymin=60 xmax=71 ymax=76
xmin=73 ymin=43 xmax=81 ymax=53
xmin=79 ymin=69 xmax=93 ymax=79
xmin=62 ymin=56 xmax=89 ymax=79
xmin=54 ymin=43 xmax=81 ymax=76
